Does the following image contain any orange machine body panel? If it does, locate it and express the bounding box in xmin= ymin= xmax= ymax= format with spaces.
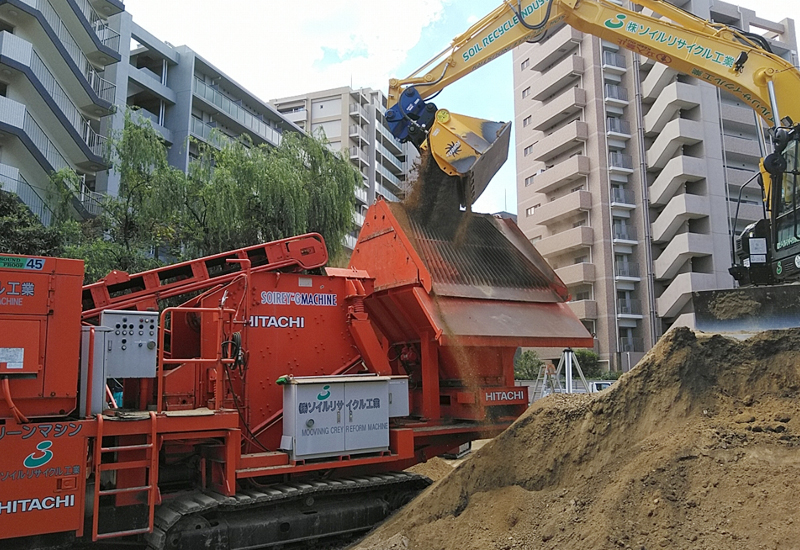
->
xmin=0 ymin=255 xmax=84 ymax=419
xmin=0 ymin=420 xmax=87 ymax=539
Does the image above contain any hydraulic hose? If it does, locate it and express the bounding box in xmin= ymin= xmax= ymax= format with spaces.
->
xmin=2 ymin=376 xmax=29 ymax=424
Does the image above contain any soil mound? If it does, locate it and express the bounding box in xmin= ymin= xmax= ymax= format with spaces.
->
xmin=406 ymin=457 xmax=456 ymax=482
xmin=354 ymin=328 xmax=800 ymax=550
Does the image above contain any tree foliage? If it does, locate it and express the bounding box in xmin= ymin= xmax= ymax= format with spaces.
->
xmin=49 ymin=109 xmax=357 ymax=282
xmin=573 ymin=348 xmax=601 ymax=379
xmin=178 ymin=132 xmax=357 ymax=260
xmin=514 ymin=349 xmax=544 ymax=380
xmin=0 ymin=191 xmax=62 ymax=256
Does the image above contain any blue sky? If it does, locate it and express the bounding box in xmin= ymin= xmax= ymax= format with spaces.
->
xmin=122 ymin=0 xmax=798 ymax=215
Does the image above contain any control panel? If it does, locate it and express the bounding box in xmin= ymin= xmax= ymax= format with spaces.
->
xmin=100 ymin=310 xmax=159 ymax=378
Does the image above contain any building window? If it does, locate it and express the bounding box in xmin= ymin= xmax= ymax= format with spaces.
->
xmin=522 ymin=87 xmax=530 ymax=99
xmin=573 ymin=219 xmax=587 ymax=228
xmin=573 ymin=255 xmax=588 ymax=264
xmin=523 ymin=115 xmax=532 ymax=127
xmin=524 ymin=175 xmax=535 ymax=187
xmin=571 ymin=184 xmax=584 ymax=193
xmin=521 ymin=58 xmax=530 ymax=70
xmin=523 ymin=145 xmax=533 ymax=156
xmin=575 ymin=290 xmax=592 ymax=301
xmin=530 ymin=235 xmax=542 ymax=243
xmin=525 ymin=203 xmax=541 ymax=217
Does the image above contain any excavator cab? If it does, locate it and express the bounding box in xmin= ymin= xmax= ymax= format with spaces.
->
xmin=386 ymin=86 xmax=511 ymax=207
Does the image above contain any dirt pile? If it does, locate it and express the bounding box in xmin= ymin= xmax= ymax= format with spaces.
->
xmin=406 ymin=457 xmax=456 ymax=482
xmin=354 ymin=328 xmax=800 ymax=550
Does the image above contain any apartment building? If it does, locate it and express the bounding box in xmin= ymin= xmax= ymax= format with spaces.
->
xmin=0 ymin=0 xmax=124 ymax=225
xmin=271 ymin=87 xmax=416 ymax=250
xmin=98 ymin=10 xmax=303 ymax=197
xmin=514 ymin=0 xmax=797 ymax=370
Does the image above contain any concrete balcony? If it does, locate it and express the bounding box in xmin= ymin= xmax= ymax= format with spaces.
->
xmin=603 ymin=83 xmax=629 ymax=107
xmin=649 ymin=156 xmax=706 ymax=207
xmin=533 ymin=121 xmax=588 ymax=162
xmin=602 ymin=51 xmax=627 ymax=75
xmin=726 ymin=167 xmax=759 ymax=186
xmin=721 ymin=103 xmax=762 ymax=128
xmin=530 ymin=55 xmax=584 ymax=101
xmin=609 ymin=152 xmax=634 ymax=174
xmin=617 ymin=299 xmax=643 ymax=318
xmin=656 ymin=272 xmax=717 ymax=318
xmin=642 ymin=62 xmax=677 ymax=100
xmin=653 ymin=233 xmax=713 ymax=280
xmin=723 ymin=134 xmax=762 ymax=162
xmin=531 ymin=87 xmax=586 ymax=131
xmin=530 ymin=26 xmax=582 ymax=71
xmin=532 ymin=155 xmax=590 ymax=194
xmin=556 ymin=262 xmax=595 ymax=286
xmin=529 ymin=190 xmax=592 ymax=226
xmin=646 ymin=119 xmax=704 ymax=170
xmin=610 ymin=188 xmax=636 ymax=209
xmin=651 ymin=194 xmax=708 ymax=242
xmin=615 ymin=261 xmax=641 ymax=281
xmin=643 ymin=82 xmax=701 ymax=135
xmin=535 ymin=225 xmax=594 ymax=258
xmin=568 ymin=299 xmax=597 ymax=320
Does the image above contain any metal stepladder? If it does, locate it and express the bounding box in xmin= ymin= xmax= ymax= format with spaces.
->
xmin=92 ymin=411 xmax=159 ymax=540
xmin=529 ymin=348 xmax=590 ymax=401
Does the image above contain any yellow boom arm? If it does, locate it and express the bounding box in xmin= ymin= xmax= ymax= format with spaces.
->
xmin=390 ymin=0 xmax=800 ymax=125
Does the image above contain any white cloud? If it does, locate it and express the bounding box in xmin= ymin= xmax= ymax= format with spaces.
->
xmin=123 ymin=0 xmax=449 ymax=100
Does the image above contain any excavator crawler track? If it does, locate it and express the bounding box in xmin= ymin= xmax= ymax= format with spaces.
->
xmin=145 ymin=472 xmax=430 ymax=550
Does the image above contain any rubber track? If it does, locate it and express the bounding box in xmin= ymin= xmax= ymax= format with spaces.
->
xmin=145 ymin=472 xmax=430 ymax=550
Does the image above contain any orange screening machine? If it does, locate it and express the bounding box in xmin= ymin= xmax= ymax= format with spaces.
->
xmin=0 ymin=200 xmax=591 ymax=549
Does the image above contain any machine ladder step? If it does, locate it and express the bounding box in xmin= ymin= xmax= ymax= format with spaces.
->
xmin=92 ymin=411 xmax=160 ymax=541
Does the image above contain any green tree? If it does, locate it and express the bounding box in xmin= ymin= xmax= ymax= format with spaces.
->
xmin=573 ymin=348 xmax=601 ymax=379
xmin=0 ymin=191 xmax=62 ymax=256
xmin=180 ymin=131 xmax=357 ymax=260
xmin=514 ymin=349 xmax=544 ymax=380
xmin=50 ymin=109 xmax=357 ymax=282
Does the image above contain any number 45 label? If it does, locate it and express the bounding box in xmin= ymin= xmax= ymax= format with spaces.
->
xmin=0 ymin=257 xmax=45 ymax=270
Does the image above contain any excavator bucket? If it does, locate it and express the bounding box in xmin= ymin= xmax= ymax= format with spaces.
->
xmin=692 ymin=286 xmax=800 ymax=336
xmin=426 ymin=110 xmax=511 ymax=207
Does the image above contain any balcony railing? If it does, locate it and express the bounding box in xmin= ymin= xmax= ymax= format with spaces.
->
xmin=619 ymin=336 xmax=644 ymax=352
xmin=73 ymin=0 xmax=121 ymax=52
xmin=615 ymin=261 xmax=640 ymax=278
xmin=376 ymin=161 xmax=401 ymax=187
xmin=190 ymin=116 xmax=234 ymax=149
xmin=348 ymin=124 xmax=367 ymax=141
xmin=354 ymin=185 xmax=368 ymax=203
xmin=617 ymin=299 xmax=642 ymax=315
xmin=607 ymin=117 xmax=631 ymax=135
xmin=377 ymin=141 xmax=403 ymax=172
xmin=376 ymin=183 xmax=399 ymax=202
xmin=36 ymin=0 xmax=116 ymax=102
xmin=611 ymin=187 xmax=635 ymax=205
xmin=194 ymin=77 xmax=282 ymax=146
xmin=30 ymin=47 xmax=106 ymax=157
xmin=353 ymin=210 xmax=365 ymax=227
xmin=612 ymin=224 xmax=637 ymax=241
xmin=609 ymin=152 xmax=633 ymax=170
xmin=602 ymin=51 xmax=626 ymax=70
xmin=349 ymin=145 xmax=368 ymax=165
xmin=18 ymin=106 xmax=101 ymax=215
xmin=344 ymin=233 xmax=358 ymax=250
xmin=604 ymin=83 xmax=629 ymax=102
xmin=349 ymin=102 xmax=368 ymax=120
xmin=0 ymin=171 xmax=54 ymax=226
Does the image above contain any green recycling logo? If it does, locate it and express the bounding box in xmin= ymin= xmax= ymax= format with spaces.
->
xmin=605 ymin=13 xmax=627 ymax=29
xmin=24 ymin=440 xmax=54 ymax=468
xmin=777 ymin=261 xmax=783 ymax=276
xmin=317 ymin=385 xmax=331 ymax=400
